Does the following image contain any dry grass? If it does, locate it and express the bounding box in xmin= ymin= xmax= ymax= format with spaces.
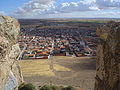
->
xmin=19 ymin=56 xmax=95 ymax=90
xmin=53 ymin=56 xmax=96 ymax=60
xmin=19 ymin=57 xmax=72 ymax=77
xmin=22 ymin=70 xmax=55 ymax=77
xmin=19 ymin=56 xmax=95 ymax=77
xmin=53 ymin=64 xmax=71 ymax=71
xmin=19 ymin=60 xmax=55 ymax=77
xmin=53 ymin=56 xmax=73 ymax=60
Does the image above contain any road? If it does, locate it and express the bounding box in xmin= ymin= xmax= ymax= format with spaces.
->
xmin=17 ymin=36 xmax=35 ymax=60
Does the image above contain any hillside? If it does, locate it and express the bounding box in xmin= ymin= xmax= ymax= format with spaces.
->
xmin=19 ymin=56 xmax=96 ymax=90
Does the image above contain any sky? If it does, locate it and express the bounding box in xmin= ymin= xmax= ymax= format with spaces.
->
xmin=0 ymin=0 xmax=120 ymax=18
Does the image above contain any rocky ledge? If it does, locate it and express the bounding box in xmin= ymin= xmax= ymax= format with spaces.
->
xmin=0 ymin=16 xmax=23 ymax=90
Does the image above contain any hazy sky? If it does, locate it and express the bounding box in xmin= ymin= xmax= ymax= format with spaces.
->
xmin=0 ymin=0 xmax=120 ymax=18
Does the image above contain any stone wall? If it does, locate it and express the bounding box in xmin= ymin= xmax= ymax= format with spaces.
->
xmin=95 ymin=21 xmax=120 ymax=90
xmin=0 ymin=16 xmax=23 ymax=90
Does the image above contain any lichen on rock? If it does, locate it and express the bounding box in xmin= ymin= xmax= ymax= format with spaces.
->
xmin=0 ymin=15 xmax=23 ymax=90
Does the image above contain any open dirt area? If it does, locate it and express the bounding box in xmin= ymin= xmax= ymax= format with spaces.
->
xmin=19 ymin=56 xmax=96 ymax=90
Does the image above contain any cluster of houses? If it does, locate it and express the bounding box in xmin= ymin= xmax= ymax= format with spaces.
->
xmin=18 ymin=33 xmax=97 ymax=60
xmin=18 ymin=36 xmax=68 ymax=59
xmin=18 ymin=22 xmax=99 ymax=60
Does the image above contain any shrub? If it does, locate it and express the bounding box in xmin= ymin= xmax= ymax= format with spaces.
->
xmin=61 ymin=86 xmax=77 ymax=90
xmin=40 ymin=85 xmax=60 ymax=90
xmin=18 ymin=83 xmax=36 ymax=90
xmin=40 ymin=85 xmax=76 ymax=90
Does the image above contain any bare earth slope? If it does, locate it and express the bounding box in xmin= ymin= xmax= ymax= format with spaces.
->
xmin=19 ymin=56 xmax=96 ymax=90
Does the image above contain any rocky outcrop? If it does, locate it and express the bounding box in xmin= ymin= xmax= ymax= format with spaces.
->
xmin=95 ymin=21 xmax=120 ymax=90
xmin=0 ymin=16 xmax=23 ymax=90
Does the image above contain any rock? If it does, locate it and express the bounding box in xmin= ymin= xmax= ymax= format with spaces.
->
xmin=0 ymin=16 xmax=23 ymax=90
xmin=95 ymin=21 xmax=120 ymax=90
